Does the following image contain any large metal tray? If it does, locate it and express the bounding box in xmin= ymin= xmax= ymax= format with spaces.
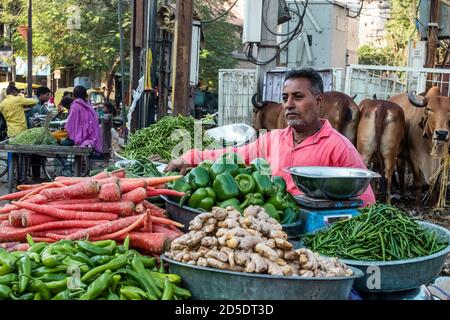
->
xmin=161 ymin=255 xmax=363 ymax=300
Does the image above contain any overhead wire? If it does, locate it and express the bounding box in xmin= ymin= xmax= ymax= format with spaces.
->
xmin=201 ymin=0 xmax=239 ymax=24
xmin=347 ymin=0 xmax=364 ymax=19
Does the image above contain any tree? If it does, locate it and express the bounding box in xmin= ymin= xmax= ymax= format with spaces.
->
xmin=194 ymin=0 xmax=241 ymax=90
xmin=0 ymin=0 xmax=131 ymax=96
xmin=358 ymin=0 xmax=418 ymax=66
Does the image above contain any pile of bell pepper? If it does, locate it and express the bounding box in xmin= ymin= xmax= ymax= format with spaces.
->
xmin=0 ymin=236 xmax=190 ymax=300
xmin=167 ymin=153 xmax=300 ymax=224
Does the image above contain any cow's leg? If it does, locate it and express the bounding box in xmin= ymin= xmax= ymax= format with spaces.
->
xmin=382 ymin=153 xmax=397 ymax=205
xmin=410 ymin=160 xmax=422 ymax=206
xmin=396 ymin=158 xmax=406 ymax=197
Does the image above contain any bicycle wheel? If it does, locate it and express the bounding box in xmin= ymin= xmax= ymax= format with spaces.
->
xmin=0 ymin=157 xmax=7 ymax=178
xmin=43 ymin=154 xmax=90 ymax=180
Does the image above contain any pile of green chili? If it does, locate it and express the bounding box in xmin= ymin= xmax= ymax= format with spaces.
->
xmin=122 ymin=115 xmax=215 ymax=161
xmin=303 ymin=203 xmax=448 ymax=261
xmin=0 ymin=237 xmax=190 ymax=300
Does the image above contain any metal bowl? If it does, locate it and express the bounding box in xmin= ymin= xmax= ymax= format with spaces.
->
xmin=283 ymin=166 xmax=381 ymax=199
xmin=205 ymin=123 xmax=256 ymax=147
xmin=339 ymin=221 xmax=450 ymax=293
xmin=161 ymin=255 xmax=364 ymax=300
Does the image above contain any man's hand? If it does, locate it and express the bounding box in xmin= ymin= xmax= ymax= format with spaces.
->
xmin=164 ymin=157 xmax=191 ymax=175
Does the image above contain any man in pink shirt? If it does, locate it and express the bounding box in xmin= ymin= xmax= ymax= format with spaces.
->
xmin=165 ymin=68 xmax=375 ymax=205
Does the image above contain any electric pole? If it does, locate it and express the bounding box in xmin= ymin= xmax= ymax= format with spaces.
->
xmin=256 ymin=0 xmax=278 ymax=98
xmin=172 ymin=0 xmax=192 ymax=115
xmin=27 ymin=0 xmax=32 ymax=98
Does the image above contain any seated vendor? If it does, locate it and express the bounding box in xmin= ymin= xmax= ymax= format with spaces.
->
xmin=165 ymin=68 xmax=375 ymax=206
xmin=65 ymin=85 xmax=103 ymax=153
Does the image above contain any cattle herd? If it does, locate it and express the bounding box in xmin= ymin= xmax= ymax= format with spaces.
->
xmin=251 ymin=87 xmax=450 ymax=204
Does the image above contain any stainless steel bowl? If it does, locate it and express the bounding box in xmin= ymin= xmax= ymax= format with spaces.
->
xmin=205 ymin=123 xmax=256 ymax=147
xmin=283 ymin=166 xmax=381 ymax=199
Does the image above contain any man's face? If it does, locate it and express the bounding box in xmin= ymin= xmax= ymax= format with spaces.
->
xmin=39 ymin=92 xmax=51 ymax=103
xmin=282 ymin=77 xmax=322 ymax=132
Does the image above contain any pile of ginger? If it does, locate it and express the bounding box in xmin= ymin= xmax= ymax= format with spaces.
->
xmin=166 ymin=205 xmax=354 ymax=277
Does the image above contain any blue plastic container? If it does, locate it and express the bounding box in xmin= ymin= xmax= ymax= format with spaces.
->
xmin=300 ymin=207 xmax=360 ymax=234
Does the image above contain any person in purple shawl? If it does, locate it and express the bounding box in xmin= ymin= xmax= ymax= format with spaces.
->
xmin=65 ymin=86 xmax=103 ymax=153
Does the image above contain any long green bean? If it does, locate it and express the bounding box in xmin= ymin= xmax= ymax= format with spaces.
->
xmin=303 ymin=203 xmax=448 ymax=261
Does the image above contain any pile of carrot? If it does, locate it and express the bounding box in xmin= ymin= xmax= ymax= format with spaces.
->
xmin=0 ymin=168 xmax=186 ymax=254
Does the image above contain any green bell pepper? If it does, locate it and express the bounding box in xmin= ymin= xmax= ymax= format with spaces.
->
xmin=187 ymin=187 xmax=216 ymax=211
xmin=234 ymin=173 xmax=256 ymax=196
xmin=169 ymin=178 xmax=192 ymax=206
xmin=239 ymin=193 xmax=264 ymax=209
xmin=267 ymin=192 xmax=290 ymax=211
xmin=252 ymin=171 xmax=273 ymax=197
xmin=281 ymin=207 xmax=298 ymax=224
xmin=263 ymin=203 xmax=281 ymax=221
xmin=250 ymin=158 xmax=271 ymax=175
xmin=272 ymin=176 xmax=287 ymax=193
xmin=218 ymin=198 xmax=242 ymax=213
xmin=238 ymin=167 xmax=253 ymax=175
xmin=209 ymin=162 xmax=240 ymax=180
xmin=198 ymin=159 xmax=214 ymax=171
xmin=188 ymin=166 xmax=211 ymax=190
xmin=212 ymin=173 xmax=240 ymax=201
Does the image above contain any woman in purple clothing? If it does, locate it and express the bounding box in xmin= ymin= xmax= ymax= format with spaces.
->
xmin=65 ymin=86 xmax=103 ymax=153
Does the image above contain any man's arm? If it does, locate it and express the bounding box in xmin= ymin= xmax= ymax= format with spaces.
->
xmin=18 ymin=96 xmax=39 ymax=106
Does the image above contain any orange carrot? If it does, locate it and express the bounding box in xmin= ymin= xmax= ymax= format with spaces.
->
xmin=47 ymin=198 xmax=101 ymax=206
xmin=122 ymin=187 xmax=147 ymax=204
xmin=144 ymin=176 xmax=182 ymax=186
xmin=31 ymin=228 xmax=85 ymax=237
xmin=0 ymin=215 xmax=8 ymax=221
xmin=143 ymin=210 xmax=152 ymax=232
xmin=88 ymin=213 xmax=147 ymax=241
xmin=98 ymin=182 xmax=121 ymax=202
xmin=109 ymin=168 xmax=126 ymax=178
xmin=40 ymin=180 xmax=100 ymax=201
xmin=150 ymin=216 xmax=183 ymax=228
xmin=9 ymin=209 xmax=29 ymax=227
xmin=19 ymin=182 xmax=66 ymax=202
xmin=13 ymin=202 xmax=118 ymax=221
xmin=0 ymin=189 xmax=34 ymax=201
xmin=119 ymin=180 xmax=146 ymax=193
xmin=50 ymin=201 xmax=135 ymax=217
xmin=46 ymin=214 xmax=145 ymax=240
xmin=151 ymin=224 xmax=183 ymax=241
xmin=16 ymin=184 xmax=42 ymax=191
xmin=99 ymin=232 xmax=170 ymax=253
xmin=91 ymin=170 xmax=110 ymax=179
xmin=22 ymin=212 xmax=58 ymax=227
xmin=146 ymin=187 xmax=185 ymax=198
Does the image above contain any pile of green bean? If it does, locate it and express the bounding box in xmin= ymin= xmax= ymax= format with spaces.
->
xmin=122 ymin=115 xmax=215 ymax=161
xmin=303 ymin=203 xmax=448 ymax=261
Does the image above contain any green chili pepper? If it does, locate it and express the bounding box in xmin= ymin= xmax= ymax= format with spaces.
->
xmin=79 ymin=270 xmax=113 ymax=300
xmin=77 ymin=240 xmax=115 ymax=256
xmin=120 ymin=285 xmax=147 ymax=300
xmin=123 ymin=236 xmax=130 ymax=251
xmin=111 ymin=274 xmax=121 ymax=293
xmin=0 ymin=273 xmax=18 ymax=285
xmin=51 ymin=289 xmax=84 ymax=300
xmin=161 ymin=277 xmax=173 ymax=300
xmin=81 ymin=254 xmax=129 ymax=282
xmin=72 ymin=252 xmax=95 ymax=268
xmin=113 ymin=269 xmax=158 ymax=300
xmin=10 ymin=292 xmax=35 ymax=300
xmin=0 ymin=284 xmax=12 ymax=299
xmin=131 ymin=255 xmax=162 ymax=298
xmin=107 ymin=291 xmax=120 ymax=300
xmin=29 ymin=279 xmax=51 ymax=300
xmin=37 ymin=273 xmax=67 ymax=282
xmin=0 ymin=249 xmax=17 ymax=271
xmin=33 ymin=292 xmax=42 ymax=300
xmin=90 ymin=255 xmax=113 ymax=266
xmin=18 ymin=255 xmax=31 ymax=293
xmin=41 ymin=246 xmax=65 ymax=268
xmin=31 ymin=265 xmax=68 ymax=277
xmin=28 ymin=242 xmax=47 ymax=254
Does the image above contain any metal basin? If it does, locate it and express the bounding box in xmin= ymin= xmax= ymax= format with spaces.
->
xmin=284 ymin=166 xmax=381 ymax=199
xmin=205 ymin=123 xmax=256 ymax=147
xmin=321 ymin=222 xmax=450 ymax=293
xmin=161 ymin=255 xmax=364 ymax=300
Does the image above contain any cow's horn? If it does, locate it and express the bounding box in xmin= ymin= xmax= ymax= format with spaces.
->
xmin=373 ymin=94 xmax=377 ymax=100
xmin=251 ymin=93 xmax=264 ymax=109
xmin=351 ymin=94 xmax=357 ymax=100
xmin=408 ymin=91 xmax=427 ymax=108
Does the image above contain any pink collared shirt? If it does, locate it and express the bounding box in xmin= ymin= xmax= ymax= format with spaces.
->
xmin=181 ymin=120 xmax=376 ymax=206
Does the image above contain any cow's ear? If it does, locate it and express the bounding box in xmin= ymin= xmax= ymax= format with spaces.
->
xmin=419 ymin=116 xmax=429 ymax=137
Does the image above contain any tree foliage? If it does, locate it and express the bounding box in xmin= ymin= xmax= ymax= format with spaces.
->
xmin=0 ymin=0 xmax=131 ymax=74
xmin=358 ymin=0 xmax=418 ymax=66
xmin=194 ymin=0 xmax=241 ymax=90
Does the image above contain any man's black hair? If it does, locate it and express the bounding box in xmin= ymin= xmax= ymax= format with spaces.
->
xmin=104 ymin=101 xmax=116 ymax=116
xmin=36 ymin=86 xmax=51 ymax=97
xmin=60 ymin=97 xmax=73 ymax=109
xmin=73 ymin=86 xmax=88 ymax=100
xmin=284 ymin=68 xmax=324 ymax=95
xmin=6 ymin=86 xmax=19 ymax=95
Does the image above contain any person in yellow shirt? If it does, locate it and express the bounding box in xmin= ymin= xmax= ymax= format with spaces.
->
xmin=0 ymin=86 xmax=38 ymax=138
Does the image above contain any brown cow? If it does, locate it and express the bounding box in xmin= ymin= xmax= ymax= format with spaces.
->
xmin=357 ymin=98 xmax=406 ymax=204
xmin=389 ymin=87 xmax=450 ymax=203
xmin=251 ymin=91 xmax=360 ymax=145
